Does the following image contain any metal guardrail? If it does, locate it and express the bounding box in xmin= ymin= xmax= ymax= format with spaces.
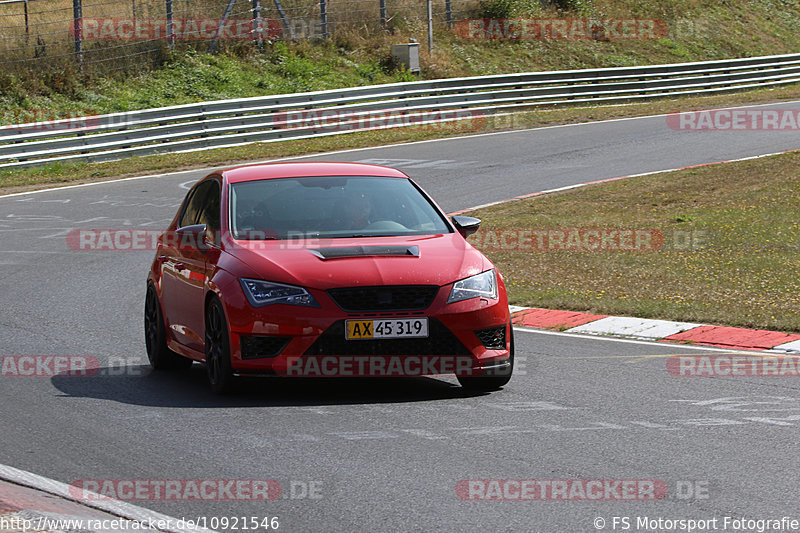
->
xmin=3 ymin=52 xmax=800 ymax=170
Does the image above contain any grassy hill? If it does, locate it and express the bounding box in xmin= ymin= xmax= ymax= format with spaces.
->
xmin=1 ymin=0 xmax=800 ymax=121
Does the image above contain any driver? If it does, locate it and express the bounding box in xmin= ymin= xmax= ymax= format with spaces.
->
xmin=334 ymin=194 xmax=372 ymax=230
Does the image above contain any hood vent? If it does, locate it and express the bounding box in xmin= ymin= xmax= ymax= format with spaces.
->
xmin=309 ymin=245 xmax=419 ymax=260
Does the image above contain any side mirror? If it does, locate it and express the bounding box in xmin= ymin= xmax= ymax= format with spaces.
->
xmin=451 ymin=216 xmax=481 ymax=238
xmin=176 ymin=223 xmax=209 ymax=251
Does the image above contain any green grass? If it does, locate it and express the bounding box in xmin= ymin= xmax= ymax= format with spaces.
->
xmin=0 ymin=43 xmax=416 ymax=120
xmin=467 ymin=151 xmax=800 ymax=332
xmin=3 ymin=0 xmax=800 ymax=116
xmin=2 ymin=0 xmax=800 ymax=193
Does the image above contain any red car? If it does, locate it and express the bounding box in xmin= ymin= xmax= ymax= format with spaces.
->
xmin=145 ymin=162 xmax=513 ymax=393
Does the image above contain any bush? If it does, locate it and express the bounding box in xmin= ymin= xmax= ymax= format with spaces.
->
xmin=547 ymin=0 xmax=594 ymax=14
xmin=475 ymin=0 xmax=592 ymax=18
xmin=477 ymin=0 xmax=518 ymax=18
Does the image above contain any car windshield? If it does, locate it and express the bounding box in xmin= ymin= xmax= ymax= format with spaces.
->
xmin=229 ymin=175 xmax=452 ymax=240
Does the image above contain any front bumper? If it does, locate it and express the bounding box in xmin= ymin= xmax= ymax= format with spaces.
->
xmin=223 ymin=283 xmax=511 ymax=377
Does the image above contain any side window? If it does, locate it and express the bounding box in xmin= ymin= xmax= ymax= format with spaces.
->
xmin=178 ymin=188 xmax=202 ymax=228
xmin=197 ymin=181 xmax=221 ymax=240
xmin=179 ymin=180 xmax=220 ymax=229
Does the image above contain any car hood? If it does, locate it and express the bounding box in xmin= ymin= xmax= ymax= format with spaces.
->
xmin=224 ymin=233 xmax=488 ymax=290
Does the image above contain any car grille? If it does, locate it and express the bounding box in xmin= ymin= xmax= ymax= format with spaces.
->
xmin=327 ymin=285 xmax=439 ymax=312
xmin=475 ymin=325 xmax=506 ymax=350
xmin=303 ymin=319 xmax=471 ymax=356
xmin=240 ymin=335 xmax=291 ymax=359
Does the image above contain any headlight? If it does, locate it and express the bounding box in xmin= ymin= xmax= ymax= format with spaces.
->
xmin=240 ymin=279 xmax=319 ymax=308
xmin=447 ymin=269 xmax=497 ymax=303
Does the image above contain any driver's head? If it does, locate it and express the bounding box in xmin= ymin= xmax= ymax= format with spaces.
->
xmin=336 ymin=194 xmax=372 ymax=229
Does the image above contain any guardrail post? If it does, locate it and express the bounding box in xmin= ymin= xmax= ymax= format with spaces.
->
xmin=73 ymin=0 xmax=83 ymax=71
xmin=320 ymin=0 xmax=328 ymax=39
xmin=166 ymin=0 xmax=175 ymax=48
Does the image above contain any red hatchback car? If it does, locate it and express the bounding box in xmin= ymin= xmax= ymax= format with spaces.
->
xmin=145 ymin=162 xmax=513 ymax=393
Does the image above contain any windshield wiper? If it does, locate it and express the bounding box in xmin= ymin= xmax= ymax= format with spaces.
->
xmin=236 ymin=233 xmax=279 ymax=240
xmin=341 ymin=233 xmax=399 ymax=238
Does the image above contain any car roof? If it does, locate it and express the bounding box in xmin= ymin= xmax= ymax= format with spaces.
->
xmin=221 ymin=162 xmax=409 ymax=184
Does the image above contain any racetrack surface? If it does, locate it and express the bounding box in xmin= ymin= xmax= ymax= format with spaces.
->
xmin=2 ymin=101 xmax=800 ymax=532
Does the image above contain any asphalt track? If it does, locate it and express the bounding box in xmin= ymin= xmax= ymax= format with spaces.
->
xmin=2 ymin=101 xmax=800 ymax=532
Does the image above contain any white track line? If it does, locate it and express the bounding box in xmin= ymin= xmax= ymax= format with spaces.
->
xmin=512 ymin=326 xmax=773 ymax=354
xmin=453 ymin=149 xmax=800 ymax=213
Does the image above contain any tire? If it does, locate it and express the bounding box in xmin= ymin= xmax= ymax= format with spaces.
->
xmin=457 ymin=322 xmax=514 ymax=391
xmin=205 ymin=297 xmax=236 ymax=394
xmin=144 ymin=284 xmax=193 ymax=371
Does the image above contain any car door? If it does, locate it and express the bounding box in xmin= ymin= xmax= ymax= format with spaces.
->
xmin=160 ymin=178 xmax=221 ymax=353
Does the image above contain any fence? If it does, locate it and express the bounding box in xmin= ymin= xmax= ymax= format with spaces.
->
xmin=0 ymin=0 xmax=476 ymax=72
xmin=2 ymin=52 xmax=800 ymax=170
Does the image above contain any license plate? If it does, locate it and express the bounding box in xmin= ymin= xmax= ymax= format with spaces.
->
xmin=346 ymin=318 xmax=429 ymax=340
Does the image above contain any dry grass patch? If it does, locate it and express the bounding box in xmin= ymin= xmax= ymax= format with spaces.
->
xmin=468 ymin=151 xmax=800 ymax=332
